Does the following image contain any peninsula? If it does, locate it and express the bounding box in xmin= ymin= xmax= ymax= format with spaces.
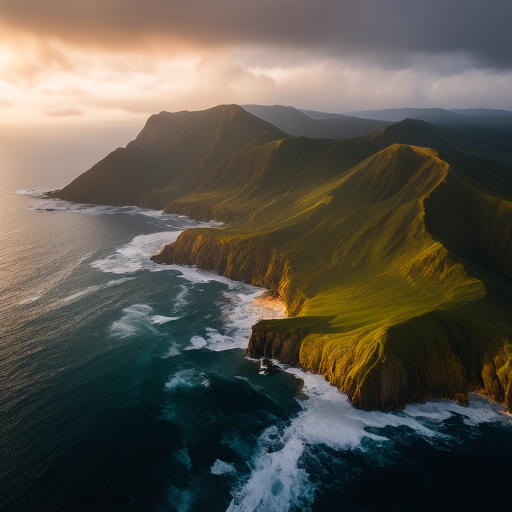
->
xmin=50 ymin=104 xmax=512 ymax=411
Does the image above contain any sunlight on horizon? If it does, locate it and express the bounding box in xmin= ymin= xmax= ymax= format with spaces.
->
xmin=1 ymin=2 xmax=511 ymax=132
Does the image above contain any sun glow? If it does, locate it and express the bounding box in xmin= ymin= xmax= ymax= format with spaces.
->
xmin=0 ymin=4 xmax=511 ymax=132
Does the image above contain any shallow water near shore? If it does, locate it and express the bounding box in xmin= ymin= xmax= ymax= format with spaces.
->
xmin=1 ymin=141 xmax=511 ymax=512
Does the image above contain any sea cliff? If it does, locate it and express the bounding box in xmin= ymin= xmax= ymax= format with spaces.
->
xmin=151 ymin=229 xmax=304 ymax=317
xmin=52 ymin=105 xmax=512 ymax=412
xmin=152 ymin=229 xmax=511 ymax=412
xmin=151 ymin=144 xmax=511 ymax=412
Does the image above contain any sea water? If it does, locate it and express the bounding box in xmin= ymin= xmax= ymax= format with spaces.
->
xmin=0 ymin=133 xmax=511 ymax=512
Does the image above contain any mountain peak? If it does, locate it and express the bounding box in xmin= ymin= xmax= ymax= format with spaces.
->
xmin=365 ymin=118 xmax=450 ymax=150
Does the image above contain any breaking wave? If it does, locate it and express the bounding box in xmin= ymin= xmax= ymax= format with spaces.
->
xmin=227 ymin=366 xmax=511 ymax=512
xmin=109 ymin=303 xmax=181 ymax=339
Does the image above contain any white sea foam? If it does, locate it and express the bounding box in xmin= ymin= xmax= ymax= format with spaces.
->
xmin=151 ymin=315 xmax=181 ymax=325
xmin=404 ymin=393 xmax=507 ymax=426
xmin=16 ymin=187 xmax=52 ymax=197
xmin=90 ymin=224 xmax=242 ymax=281
xmin=168 ymin=265 xmax=238 ymax=286
xmin=164 ymin=369 xmax=210 ymax=391
xmin=211 ymin=460 xmax=236 ymax=476
xmin=185 ymin=288 xmax=286 ymax=352
xmin=161 ymin=343 xmax=181 ymax=358
xmin=109 ymin=304 xmax=157 ymax=338
xmin=173 ymin=284 xmax=189 ymax=314
xmin=228 ymin=429 xmax=310 ymax=512
xmin=91 ymin=231 xmax=184 ymax=274
xmin=165 ymin=369 xmax=197 ymax=390
xmin=109 ymin=303 xmax=182 ymax=339
xmin=184 ymin=336 xmax=207 ymax=350
xmin=29 ymin=197 xmax=132 ymax=216
xmin=228 ymin=365 xmax=511 ymax=512
xmin=23 ymin=194 xmax=176 ymax=220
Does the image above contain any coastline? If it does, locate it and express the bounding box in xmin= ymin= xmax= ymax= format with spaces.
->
xmin=252 ymin=290 xmax=286 ymax=315
xmin=35 ymin=192 xmax=512 ymax=414
xmin=6 ymin=110 xmax=512 ymax=511
xmin=150 ymin=220 xmax=512 ymax=413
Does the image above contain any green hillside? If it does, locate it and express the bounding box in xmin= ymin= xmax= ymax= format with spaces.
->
xmin=50 ymin=105 xmax=287 ymax=206
xmin=152 ymin=143 xmax=511 ymax=410
xmin=52 ymin=105 xmax=512 ymax=411
xmin=161 ymin=136 xmax=334 ymax=222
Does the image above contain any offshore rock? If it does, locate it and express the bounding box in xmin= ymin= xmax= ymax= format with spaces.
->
xmin=248 ymin=321 xmax=305 ymax=366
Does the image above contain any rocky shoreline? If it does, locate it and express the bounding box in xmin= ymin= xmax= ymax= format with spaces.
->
xmin=151 ymin=227 xmax=511 ymax=412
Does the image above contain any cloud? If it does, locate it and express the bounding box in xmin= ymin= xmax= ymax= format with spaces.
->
xmin=5 ymin=46 xmax=511 ymax=120
xmin=0 ymin=0 xmax=510 ymax=70
xmin=0 ymin=0 xmax=510 ymax=126
xmin=44 ymin=106 xmax=84 ymax=117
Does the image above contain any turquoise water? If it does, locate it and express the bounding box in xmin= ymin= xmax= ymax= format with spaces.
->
xmin=1 ymin=135 xmax=511 ymax=511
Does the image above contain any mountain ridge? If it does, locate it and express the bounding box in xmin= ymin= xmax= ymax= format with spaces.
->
xmin=242 ymin=104 xmax=393 ymax=139
xmin=51 ymin=104 xmax=289 ymax=206
xmin=50 ymin=104 xmax=512 ymax=411
xmin=152 ymin=143 xmax=510 ymax=410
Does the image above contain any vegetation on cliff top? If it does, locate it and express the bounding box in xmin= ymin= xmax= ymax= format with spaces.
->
xmin=52 ymin=104 xmax=512 ymax=411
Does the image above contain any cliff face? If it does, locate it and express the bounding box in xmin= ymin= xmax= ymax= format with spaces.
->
xmin=53 ymin=104 xmax=512 ymax=412
xmin=247 ymin=267 xmax=511 ymax=412
xmin=151 ymin=229 xmax=304 ymax=317
xmin=248 ymin=321 xmax=305 ymax=366
xmin=294 ymin=306 xmax=511 ymax=411
xmin=151 ymin=144 xmax=512 ymax=412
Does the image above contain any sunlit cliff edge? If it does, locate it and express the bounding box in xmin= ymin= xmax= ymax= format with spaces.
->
xmin=51 ymin=105 xmax=512 ymax=411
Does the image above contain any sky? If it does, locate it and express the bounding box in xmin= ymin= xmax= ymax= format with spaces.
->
xmin=1 ymin=0 xmax=511 ymax=133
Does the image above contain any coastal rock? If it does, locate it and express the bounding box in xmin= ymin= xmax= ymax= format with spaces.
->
xmin=151 ymin=229 xmax=305 ymax=317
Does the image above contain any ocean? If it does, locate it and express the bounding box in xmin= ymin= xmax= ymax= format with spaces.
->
xmin=0 ymin=131 xmax=511 ymax=512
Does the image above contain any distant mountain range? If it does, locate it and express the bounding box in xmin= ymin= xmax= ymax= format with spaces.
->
xmin=242 ymin=104 xmax=392 ymax=140
xmin=345 ymin=107 xmax=512 ymax=125
xmin=243 ymin=105 xmax=512 ymax=166
xmin=50 ymin=104 xmax=512 ymax=412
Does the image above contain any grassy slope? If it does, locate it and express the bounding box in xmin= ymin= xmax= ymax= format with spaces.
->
xmin=51 ymin=105 xmax=288 ymax=206
xmin=154 ymin=143 xmax=511 ymax=411
xmin=52 ymin=104 xmax=511 ymax=410
xmin=161 ymin=137 xmax=335 ymax=221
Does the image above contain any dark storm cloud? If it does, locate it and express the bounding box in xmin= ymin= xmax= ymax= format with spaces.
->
xmin=0 ymin=0 xmax=510 ymax=70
